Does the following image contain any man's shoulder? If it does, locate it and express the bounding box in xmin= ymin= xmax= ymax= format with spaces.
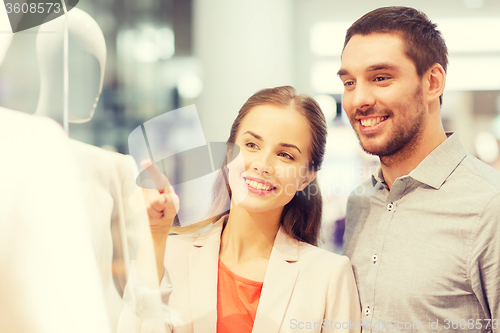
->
xmin=458 ymin=154 xmax=500 ymax=192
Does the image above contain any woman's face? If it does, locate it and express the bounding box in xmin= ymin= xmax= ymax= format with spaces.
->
xmin=227 ymin=104 xmax=316 ymax=214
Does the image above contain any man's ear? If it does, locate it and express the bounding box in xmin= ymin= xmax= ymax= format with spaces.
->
xmin=424 ymin=63 xmax=446 ymax=105
xmin=298 ymin=171 xmax=317 ymax=191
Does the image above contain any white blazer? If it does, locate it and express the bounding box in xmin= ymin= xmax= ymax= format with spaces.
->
xmin=165 ymin=216 xmax=361 ymax=333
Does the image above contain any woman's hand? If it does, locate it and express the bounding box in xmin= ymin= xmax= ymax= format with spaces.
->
xmin=141 ymin=160 xmax=179 ymax=283
xmin=141 ymin=160 xmax=179 ymax=237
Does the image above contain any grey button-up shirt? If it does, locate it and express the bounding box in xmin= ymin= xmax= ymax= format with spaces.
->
xmin=344 ymin=133 xmax=500 ymax=332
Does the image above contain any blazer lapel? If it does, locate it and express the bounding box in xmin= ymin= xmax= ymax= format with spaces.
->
xmin=188 ymin=218 xmax=225 ymax=333
xmin=252 ymin=227 xmax=300 ymax=333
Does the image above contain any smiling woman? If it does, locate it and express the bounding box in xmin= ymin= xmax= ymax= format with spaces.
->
xmin=140 ymin=86 xmax=361 ymax=333
xmin=213 ymin=86 xmax=327 ymax=246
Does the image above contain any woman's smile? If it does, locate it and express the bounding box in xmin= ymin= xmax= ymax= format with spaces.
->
xmin=243 ymin=176 xmax=277 ymax=195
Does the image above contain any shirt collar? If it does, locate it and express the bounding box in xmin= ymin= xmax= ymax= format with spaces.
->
xmin=371 ymin=165 xmax=385 ymax=187
xmin=371 ymin=133 xmax=467 ymax=190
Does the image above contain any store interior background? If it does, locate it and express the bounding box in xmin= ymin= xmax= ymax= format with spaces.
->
xmin=1 ymin=0 xmax=499 ymax=252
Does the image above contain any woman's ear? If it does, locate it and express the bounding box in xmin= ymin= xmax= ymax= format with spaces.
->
xmin=298 ymin=171 xmax=317 ymax=191
xmin=424 ymin=63 xmax=446 ymax=105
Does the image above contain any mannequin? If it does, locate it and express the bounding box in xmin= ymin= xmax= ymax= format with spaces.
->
xmin=33 ymin=7 xmax=166 ymax=332
xmin=35 ymin=6 xmax=105 ymax=124
xmin=0 ymin=1 xmax=110 ymax=332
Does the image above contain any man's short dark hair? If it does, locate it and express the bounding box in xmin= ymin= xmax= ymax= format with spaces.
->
xmin=343 ymin=6 xmax=448 ymax=105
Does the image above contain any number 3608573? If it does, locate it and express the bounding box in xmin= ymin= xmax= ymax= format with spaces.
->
xmin=5 ymin=2 xmax=61 ymax=14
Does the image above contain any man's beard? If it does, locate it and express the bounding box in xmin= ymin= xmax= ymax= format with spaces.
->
xmin=353 ymin=91 xmax=426 ymax=160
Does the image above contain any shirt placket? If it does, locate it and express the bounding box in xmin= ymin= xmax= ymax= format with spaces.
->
xmin=365 ymin=178 xmax=408 ymax=331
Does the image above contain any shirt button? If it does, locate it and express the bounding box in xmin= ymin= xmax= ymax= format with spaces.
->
xmin=387 ymin=203 xmax=394 ymax=211
xmin=365 ymin=306 xmax=370 ymax=316
xmin=373 ymin=254 xmax=378 ymax=264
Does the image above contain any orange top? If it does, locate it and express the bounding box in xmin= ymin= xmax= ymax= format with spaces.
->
xmin=217 ymin=259 xmax=263 ymax=333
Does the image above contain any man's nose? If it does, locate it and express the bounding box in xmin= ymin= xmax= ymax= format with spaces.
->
xmin=351 ymin=82 xmax=375 ymax=111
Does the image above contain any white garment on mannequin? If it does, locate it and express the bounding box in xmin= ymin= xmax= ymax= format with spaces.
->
xmin=0 ymin=107 xmax=111 ymax=333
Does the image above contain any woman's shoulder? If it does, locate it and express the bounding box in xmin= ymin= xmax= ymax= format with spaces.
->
xmin=274 ymin=227 xmax=351 ymax=269
xmin=284 ymin=239 xmax=355 ymax=291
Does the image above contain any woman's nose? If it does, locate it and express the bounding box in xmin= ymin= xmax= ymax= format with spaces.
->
xmin=251 ymin=153 xmax=274 ymax=177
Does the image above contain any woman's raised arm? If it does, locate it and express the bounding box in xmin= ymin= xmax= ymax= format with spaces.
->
xmin=141 ymin=160 xmax=179 ymax=284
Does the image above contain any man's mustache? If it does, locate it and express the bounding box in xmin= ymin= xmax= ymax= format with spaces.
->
xmin=353 ymin=107 xmax=393 ymax=118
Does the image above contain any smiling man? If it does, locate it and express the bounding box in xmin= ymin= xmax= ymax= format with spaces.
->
xmin=339 ymin=7 xmax=500 ymax=333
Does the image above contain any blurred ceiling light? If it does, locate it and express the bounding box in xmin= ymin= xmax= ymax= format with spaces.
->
xmin=156 ymin=28 xmax=175 ymax=60
xmin=463 ymin=0 xmax=484 ymax=8
xmin=310 ymin=22 xmax=351 ymax=56
xmin=177 ymin=72 xmax=203 ymax=99
xmin=314 ymin=95 xmax=337 ymax=123
xmin=475 ymin=131 xmax=499 ymax=163
xmin=311 ymin=61 xmax=343 ymax=94
xmin=118 ymin=26 xmax=175 ymax=63
xmin=133 ymin=28 xmax=158 ymax=63
xmin=438 ymin=17 xmax=500 ymax=53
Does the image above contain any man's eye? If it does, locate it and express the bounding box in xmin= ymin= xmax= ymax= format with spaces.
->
xmin=374 ymin=76 xmax=389 ymax=82
xmin=343 ymin=81 xmax=355 ymax=87
xmin=246 ymin=142 xmax=259 ymax=149
xmin=278 ymin=152 xmax=294 ymax=161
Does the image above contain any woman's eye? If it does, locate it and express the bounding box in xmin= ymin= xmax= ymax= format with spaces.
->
xmin=278 ymin=152 xmax=294 ymax=161
xmin=246 ymin=142 xmax=259 ymax=150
